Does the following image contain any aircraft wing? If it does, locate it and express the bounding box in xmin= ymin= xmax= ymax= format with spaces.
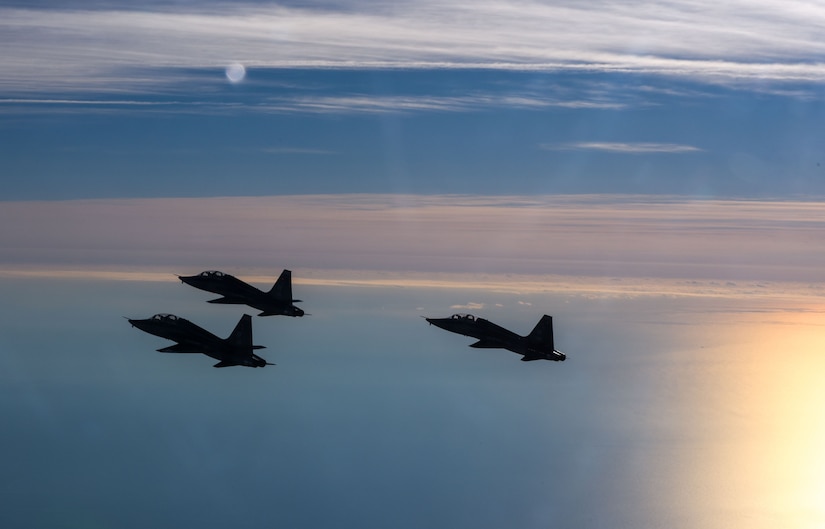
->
xmin=469 ymin=340 xmax=500 ymax=348
xmin=213 ymin=361 xmax=236 ymax=368
xmin=208 ymin=296 xmax=241 ymax=304
xmin=157 ymin=344 xmax=200 ymax=353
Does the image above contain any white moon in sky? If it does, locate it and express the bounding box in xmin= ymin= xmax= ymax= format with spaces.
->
xmin=225 ymin=63 xmax=246 ymax=83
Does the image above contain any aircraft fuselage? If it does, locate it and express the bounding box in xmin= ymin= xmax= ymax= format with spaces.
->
xmin=128 ymin=313 xmax=269 ymax=367
xmin=425 ymin=314 xmax=566 ymax=361
xmin=179 ymin=270 xmax=305 ymax=317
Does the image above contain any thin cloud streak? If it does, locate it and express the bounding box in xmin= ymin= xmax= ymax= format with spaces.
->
xmin=0 ymin=93 xmax=627 ymax=115
xmin=1 ymin=194 xmax=824 ymax=285
xmin=543 ymin=142 xmax=703 ymax=154
xmin=265 ymin=94 xmax=627 ymax=114
xmin=450 ymin=302 xmax=486 ymax=310
xmin=4 ymin=1 xmax=825 ymax=95
xmin=261 ymin=146 xmax=338 ymax=155
xmin=1 ymin=266 xmax=822 ymax=308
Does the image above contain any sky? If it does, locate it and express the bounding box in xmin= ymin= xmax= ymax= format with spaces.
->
xmin=3 ymin=1 xmax=825 ymax=528
xmin=3 ymin=0 xmax=825 ymax=199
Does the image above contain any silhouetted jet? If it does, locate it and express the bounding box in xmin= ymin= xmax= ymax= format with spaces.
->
xmin=127 ymin=313 xmax=271 ymax=368
xmin=179 ymin=270 xmax=305 ymax=317
xmin=425 ymin=313 xmax=566 ymax=361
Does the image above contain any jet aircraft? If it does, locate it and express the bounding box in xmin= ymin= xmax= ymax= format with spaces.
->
xmin=179 ymin=269 xmax=305 ymax=317
xmin=425 ymin=313 xmax=566 ymax=361
xmin=127 ymin=313 xmax=272 ymax=368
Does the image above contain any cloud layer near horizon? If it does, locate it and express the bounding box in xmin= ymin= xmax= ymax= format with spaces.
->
xmin=2 ymin=194 xmax=824 ymax=291
xmin=4 ymin=1 xmax=825 ymax=96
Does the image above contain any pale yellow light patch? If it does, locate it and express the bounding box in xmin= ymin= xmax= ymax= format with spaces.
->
xmin=655 ymin=310 xmax=825 ymax=529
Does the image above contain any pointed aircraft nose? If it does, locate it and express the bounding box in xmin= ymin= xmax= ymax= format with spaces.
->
xmin=423 ymin=317 xmax=451 ymax=330
xmin=126 ymin=317 xmax=151 ymax=331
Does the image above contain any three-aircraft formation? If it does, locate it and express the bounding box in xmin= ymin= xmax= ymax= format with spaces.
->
xmin=129 ymin=269 xmax=566 ymax=368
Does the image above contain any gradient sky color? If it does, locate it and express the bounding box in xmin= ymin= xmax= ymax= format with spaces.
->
xmin=2 ymin=194 xmax=825 ymax=285
xmin=3 ymin=2 xmax=825 ymax=528
xmin=3 ymin=1 xmax=825 ymax=199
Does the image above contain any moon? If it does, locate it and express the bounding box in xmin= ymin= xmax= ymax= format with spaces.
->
xmin=225 ymin=63 xmax=246 ymax=83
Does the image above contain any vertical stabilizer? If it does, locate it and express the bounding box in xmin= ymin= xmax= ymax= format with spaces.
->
xmin=527 ymin=315 xmax=554 ymax=350
xmin=228 ymin=314 xmax=254 ymax=351
xmin=268 ymin=269 xmax=293 ymax=301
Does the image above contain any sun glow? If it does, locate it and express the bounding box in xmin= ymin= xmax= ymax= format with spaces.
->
xmin=682 ymin=310 xmax=825 ymax=528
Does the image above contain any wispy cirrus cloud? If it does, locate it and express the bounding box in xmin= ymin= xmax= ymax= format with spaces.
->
xmin=261 ymin=93 xmax=628 ymax=114
xmin=542 ymin=142 xmax=703 ymax=154
xmin=261 ymin=146 xmax=338 ymax=155
xmin=2 ymin=194 xmax=825 ymax=287
xmin=3 ymin=1 xmax=825 ymax=97
xmin=0 ymin=92 xmax=628 ymax=115
xmin=450 ymin=302 xmax=486 ymax=310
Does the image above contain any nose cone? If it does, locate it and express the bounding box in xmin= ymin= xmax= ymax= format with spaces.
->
xmin=178 ymin=275 xmax=199 ymax=287
xmin=424 ymin=317 xmax=452 ymax=332
xmin=127 ymin=318 xmax=149 ymax=330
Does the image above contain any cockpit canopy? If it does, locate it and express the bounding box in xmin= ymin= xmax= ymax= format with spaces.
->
xmin=450 ymin=313 xmax=476 ymax=321
xmin=199 ymin=270 xmax=226 ymax=278
xmin=151 ymin=313 xmax=180 ymax=321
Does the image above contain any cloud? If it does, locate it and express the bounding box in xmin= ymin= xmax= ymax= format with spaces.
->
xmin=260 ymin=94 xmax=628 ymax=114
xmin=2 ymin=267 xmax=823 ymax=310
xmin=1 ymin=194 xmax=825 ymax=290
xmin=4 ymin=1 xmax=825 ymax=97
xmin=450 ymin=302 xmax=486 ymax=310
xmin=542 ymin=142 xmax=703 ymax=154
xmin=0 ymin=92 xmax=628 ymax=116
xmin=261 ymin=146 xmax=338 ymax=155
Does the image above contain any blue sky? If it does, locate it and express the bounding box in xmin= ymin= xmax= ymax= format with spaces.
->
xmin=3 ymin=1 xmax=825 ymax=199
xmin=4 ymin=2 xmax=825 ymax=528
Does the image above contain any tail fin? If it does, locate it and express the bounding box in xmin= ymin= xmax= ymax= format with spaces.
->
xmin=527 ymin=315 xmax=554 ymax=350
xmin=268 ymin=269 xmax=293 ymax=301
xmin=228 ymin=314 xmax=255 ymax=351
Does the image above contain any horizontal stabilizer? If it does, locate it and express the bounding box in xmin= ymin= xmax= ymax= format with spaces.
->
xmin=208 ymin=297 xmax=238 ymax=304
xmin=470 ymin=340 xmax=499 ymax=348
xmin=157 ymin=344 xmax=196 ymax=353
xmin=213 ymin=361 xmax=236 ymax=368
